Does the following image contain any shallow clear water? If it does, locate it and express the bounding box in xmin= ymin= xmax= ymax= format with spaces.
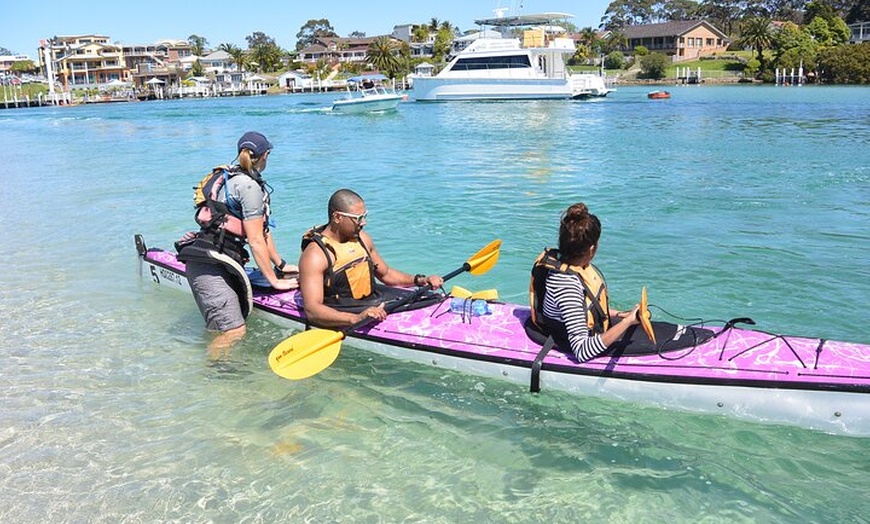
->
xmin=1 ymin=86 xmax=868 ymax=522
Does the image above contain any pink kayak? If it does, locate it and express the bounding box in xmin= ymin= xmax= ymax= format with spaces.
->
xmin=136 ymin=235 xmax=870 ymax=437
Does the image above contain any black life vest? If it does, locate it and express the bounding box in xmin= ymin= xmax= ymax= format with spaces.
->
xmin=191 ymin=165 xmax=269 ymax=264
xmin=176 ymin=236 xmax=253 ymax=319
xmin=528 ymin=248 xmax=611 ymax=339
xmin=301 ymin=226 xmax=379 ymax=308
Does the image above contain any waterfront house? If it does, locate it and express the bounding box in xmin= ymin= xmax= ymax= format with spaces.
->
xmin=200 ymin=50 xmax=236 ymax=73
xmin=39 ymin=35 xmax=127 ymax=89
xmin=297 ymin=36 xmax=402 ymax=64
xmin=392 ymin=24 xmax=435 ymax=58
xmin=620 ymin=21 xmax=729 ymax=61
xmin=849 ymin=21 xmax=869 ymax=43
xmin=0 ymin=54 xmax=33 ymax=74
xmin=123 ymin=40 xmax=194 ymax=75
xmin=277 ymin=70 xmax=314 ymax=92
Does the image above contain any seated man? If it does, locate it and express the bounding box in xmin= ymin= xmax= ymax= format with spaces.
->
xmin=298 ymin=189 xmax=444 ymax=328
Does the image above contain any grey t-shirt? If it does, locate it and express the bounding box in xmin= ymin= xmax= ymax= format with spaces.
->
xmin=222 ymin=173 xmax=266 ymax=221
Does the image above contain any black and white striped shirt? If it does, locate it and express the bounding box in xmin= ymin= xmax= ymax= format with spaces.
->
xmin=543 ymin=271 xmax=608 ymax=362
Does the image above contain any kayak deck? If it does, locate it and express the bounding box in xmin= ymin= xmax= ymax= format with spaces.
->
xmin=139 ymin=240 xmax=870 ymax=436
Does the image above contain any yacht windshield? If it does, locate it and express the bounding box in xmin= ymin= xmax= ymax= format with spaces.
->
xmin=452 ymin=55 xmax=532 ymax=71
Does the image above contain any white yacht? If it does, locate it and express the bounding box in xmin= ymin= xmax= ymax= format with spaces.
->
xmin=412 ymin=12 xmax=612 ymax=102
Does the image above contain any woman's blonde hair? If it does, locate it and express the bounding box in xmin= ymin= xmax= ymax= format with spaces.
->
xmin=238 ymin=148 xmax=256 ymax=173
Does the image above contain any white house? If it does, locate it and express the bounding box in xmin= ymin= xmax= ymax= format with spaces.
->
xmin=278 ymin=70 xmax=314 ymax=91
xmin=200 ymin=50 xmax=235 ymax=72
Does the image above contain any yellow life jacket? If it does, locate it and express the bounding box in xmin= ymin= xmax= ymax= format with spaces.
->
xmin=301 ymin=226 xmax=375 ymax=305
xmin=528 ymin=248 xmax=610 ymax=336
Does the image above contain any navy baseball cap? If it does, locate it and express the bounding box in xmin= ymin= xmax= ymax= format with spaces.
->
xmin=237 ymin=131 xmax=273 ymax=157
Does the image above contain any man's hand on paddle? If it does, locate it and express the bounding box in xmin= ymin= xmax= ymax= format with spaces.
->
xmin=422 ymin=275 xmax=444 ymax=289
xmin=357 ymin=304 xmax=388 ymax=323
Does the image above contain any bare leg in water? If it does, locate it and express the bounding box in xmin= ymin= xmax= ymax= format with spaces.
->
xmin=208 ymin=324 xmax=247 ymax=360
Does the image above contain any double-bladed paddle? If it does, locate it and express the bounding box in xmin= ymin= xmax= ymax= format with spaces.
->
xmin=268 ymin=239 xmax=502 ymax=380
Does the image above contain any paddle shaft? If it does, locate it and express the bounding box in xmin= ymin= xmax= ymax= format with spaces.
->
xmin=340 ymin=262 xmax=470 ymax=336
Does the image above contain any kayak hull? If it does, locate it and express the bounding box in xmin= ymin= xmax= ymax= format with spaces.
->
xmin=136 ymin=236 xmax=870 ymax=436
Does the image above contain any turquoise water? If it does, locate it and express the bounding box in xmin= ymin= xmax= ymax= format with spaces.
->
xmin=1 ymin=86 xmax=868 ymax=522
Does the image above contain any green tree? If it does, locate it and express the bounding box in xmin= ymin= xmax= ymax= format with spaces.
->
xmin=296 ymin=19 xmax=338 ymax=51
xmin=601 ymin=0 xmax=656 ymax=30
xmin=412 ymin=25 xmax=430 ymax=43
xmin=697 ymin=0 xmax=741 ymax=35
xmin=573 ymin=26 xmax=599 ymax=63
xmin=366 ymin=36 xmax=401 ymax=78
xmin=245 ymin=32 xmax=283 ymax=72
xmin=0 ymin=46 xmax=14 ymax=55
xmin=744 ymin=57 xmax=761 ymax=76
xmin=656 ymin=0 xmax=701 ymax=21
xmin=773 ymin=21 xmax=819 ymax=71
xmin=828 ymin=17 xmax=852 ymax=45
xmin=190 ymin=59 xmax=204 ymax=77
xmin=639 ymin=52 xmax=670 ymax=78
xmin=846 ymin=0 xmax=870 ymax=23
xmin=11 ymin=60 xmax=37 ymax=74
xmin=188 ymin=34 xmax=208 ymax=56
xmin=396 ymin=41 xmax=413 ymax=79
xmin=804 ymin=0 xmax=837 ymax=22
xmin=433 ymin=27 xmax=454 ymax=63
xmin=604 ymin=51 xmax=626 ymax=69
xmin=737 ymin=17 xmax=775 ymax=73
xmin=806 ymin=16 xmax=833 ymax=44
xmin=817 ymin=42 xmax=870 ymax=83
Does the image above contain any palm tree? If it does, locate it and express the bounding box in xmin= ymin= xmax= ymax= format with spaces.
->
xmin=576 ymin=27 xmax=599 ymax=64
xmin=429 ymin=18 xmax=440 ymax=32
xmin=188 ymin=35 xmax=208 ymax=57
xmin=219 ymin=43 xmax=247 ymax=73
xmin=737 ymin=17 xmax=775 ymax=73
xmin=602 ymin=31 xmax=628 ymax=55
xmin=366 ymin=37 xmax=401 ymax=78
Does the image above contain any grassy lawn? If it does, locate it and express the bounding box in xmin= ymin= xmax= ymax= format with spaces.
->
xmin=571 ymin=51 xmax=755 ymax=79
xmin=2 ymin=83 xmax=48 ymax=99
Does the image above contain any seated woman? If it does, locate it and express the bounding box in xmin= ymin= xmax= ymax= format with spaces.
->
xmin=528 ymin=203 xmax=640 ymax=362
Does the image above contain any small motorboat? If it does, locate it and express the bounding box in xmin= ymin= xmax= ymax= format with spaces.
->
xmin=648 ymin=90 xmax=671 ymax=99
xmin=331 ymin=74 xmax=404 ymax=114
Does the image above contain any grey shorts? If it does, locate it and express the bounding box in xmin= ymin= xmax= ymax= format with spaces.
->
xmin=185 ymin=260 xmax=245 ymax=332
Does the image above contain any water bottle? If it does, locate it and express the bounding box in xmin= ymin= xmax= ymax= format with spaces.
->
xmin=449 ymin=298 xmax=490 ymax=316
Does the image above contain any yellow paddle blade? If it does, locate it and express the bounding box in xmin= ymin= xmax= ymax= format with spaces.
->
xmin=640 ymin=286 xmax=656 ymax=344
xmin=467 ymin=239 xmax=501 ymax=276
xmin=471 ymin=289 xmax=499 ymax=301
xmin=268 ymin=329 xmax=344 ymax=380
xmin=450 ymin=285 xmax=473 ymax=299
xmin=449 ymin=285 xmax=499 ymax=301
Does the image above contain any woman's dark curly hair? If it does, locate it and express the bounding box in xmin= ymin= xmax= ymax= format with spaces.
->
xmin=558 ymin=203 xmax=601 ymax=262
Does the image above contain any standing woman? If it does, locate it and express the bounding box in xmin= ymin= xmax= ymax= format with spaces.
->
xmin=178 ymin=131 xmax=297 ymax=353
xmin=528 ymin=203 xmax=640 ymax=362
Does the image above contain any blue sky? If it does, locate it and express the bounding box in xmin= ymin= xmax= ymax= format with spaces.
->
xmin=4 ymin=0 xmax=612 ymax=57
